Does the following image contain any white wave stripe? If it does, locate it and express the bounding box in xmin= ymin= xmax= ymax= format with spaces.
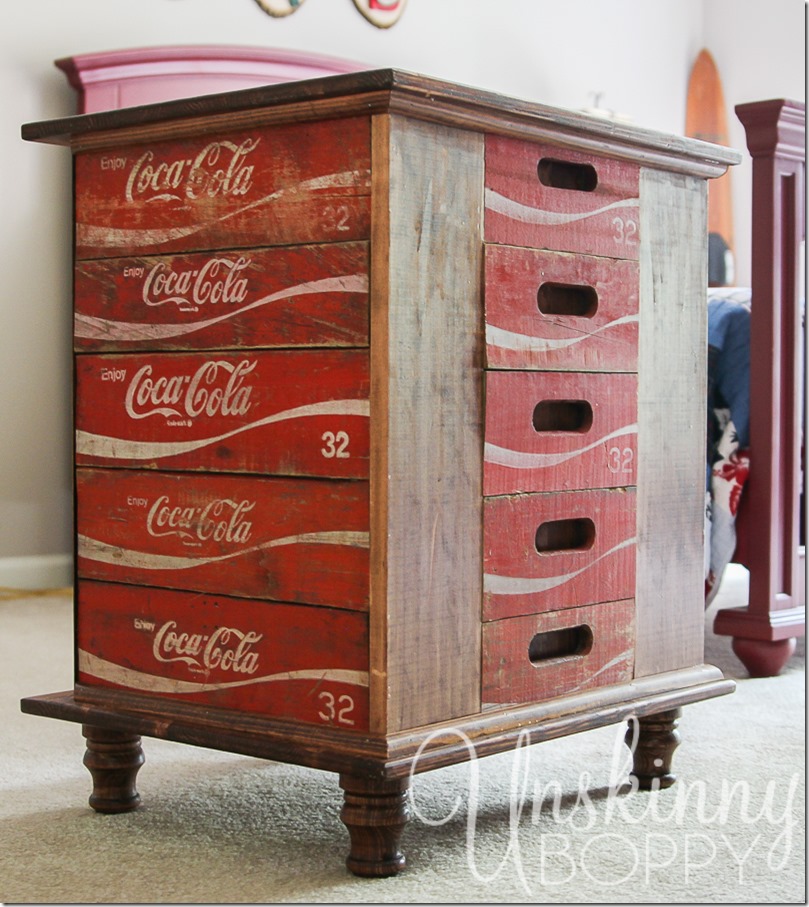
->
xmin=482 ymin=646 xmax=632 ymax=710
xmin=486 ymin=314 xmax=639 ymax=354
xmin=75 ymin=274 xmax=369 ymax=342
xmin=484 ymin=536 xmax=636 ymax=596
xmin=76 ymin=398 xmax=369 ymax=461
xmin=485 ymin=188 xmax=638 ymax=227
xmin=76 ymin=169 xmax=368 ymax=248
xmin=78 ymin=649 xmax=368 ymax=694
xmin=564 ymin=649 xmax=633 ymax=694
xmin=78 ymin=529 xmax=369 ymax=571
xmin=485 ymin=424 xmax=637 ymax=470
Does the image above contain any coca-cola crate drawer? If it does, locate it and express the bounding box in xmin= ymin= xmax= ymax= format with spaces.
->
xmin=484 ymin=246 xmax=638 ymax=371
xmin=483 ymin=487 xmax=636 ymax=621
xmin=74 ymin=117 xmax=371 ymax=259
xmin=484 ymin=134 xmax=639 ymax=260
xmin=76 ymin=468 xmax=369 ymax=609
xmin=77 ymin=580 xmax=370 ymax=730
xmin=482 ymin=598 xmax=635 ymax=707
xmin=75 ymin=349 xmax=369 ymax=477
xmin=484 ymin=371 xmax=637 ymax=495
xmin=74 ymin=242 xmax=369 ymax=352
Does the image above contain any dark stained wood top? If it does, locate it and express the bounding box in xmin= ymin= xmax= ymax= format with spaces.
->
xmin=22 ymin=67 xmax=741 ymax=177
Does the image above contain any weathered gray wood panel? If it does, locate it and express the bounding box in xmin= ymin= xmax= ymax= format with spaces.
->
xmin=371 ymin=115 xmax=484 ymax=733
xmin=634 ymin=168 xmax=708 ymax=676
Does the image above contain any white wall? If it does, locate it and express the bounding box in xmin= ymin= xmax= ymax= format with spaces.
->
xmin=0 ymin=0 xmax=804 ymax=584
xmin=702 ymin=0 xmax=806 ymax=287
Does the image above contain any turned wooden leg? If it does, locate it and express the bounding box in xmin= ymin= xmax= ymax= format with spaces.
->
xmin=339 ymin=773 xmax=410 ymax=877
xmin=82 ymin=725 xmax=145 ymax=813
xmin=731 ymin=636 xmax=797 ymax=677
xmin=626 ymin=708 xmax=681 ymax=790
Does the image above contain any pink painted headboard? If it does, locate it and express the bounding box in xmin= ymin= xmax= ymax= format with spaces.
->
xmin=55 ymin=45 xmax=367 ymax=113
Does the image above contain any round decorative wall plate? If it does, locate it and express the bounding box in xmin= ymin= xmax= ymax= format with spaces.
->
xmin=352 ymin=0 xmax=408 ymax=28
xmin=253 ymin=0 xmax=307 ymax=16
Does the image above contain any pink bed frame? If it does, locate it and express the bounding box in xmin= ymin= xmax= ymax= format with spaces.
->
xmin=55 ymin=45 xmax=366 ymax=113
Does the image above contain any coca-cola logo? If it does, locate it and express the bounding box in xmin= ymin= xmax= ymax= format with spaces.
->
xmin=153 ymin=620 xmax=262 ymax=675
xmin=146 ymin=495 xmax=254 ymax=547
xmin=125 ymin=137 xmax=260 ymax=204
xmin=142 ymin=257 xmax=251 ymax=312
xmin=124 ymin=359 xmax=255 ymax=421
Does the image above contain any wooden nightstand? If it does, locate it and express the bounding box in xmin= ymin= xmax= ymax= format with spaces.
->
xmin=21 ymin=70 xmax=739 ymax=876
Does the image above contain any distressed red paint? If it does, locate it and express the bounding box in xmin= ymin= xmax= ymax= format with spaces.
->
xmin=483 ymin=487 xmax=636 ymax=620
xmin=485 ymin=135 xmax=640 ymax=259
xmin=74 ymin=241 xmax=369 ymax=352
xmin=77 ymin=580 xmax=370 ymax=729
xmin=74 ymin=349 xmax=370 ymax=477
xmin=76 ymin=468 xmax=370 ymax=608
xmin=483 ymin=370 xmax=638 ymax=495
xmin=75 ymin=117 xmax=371 ymax=259
xmin=484 ymin=245 xmax=639 ymax=371
xmin=482 ymin=598 xmax=635 ymax=706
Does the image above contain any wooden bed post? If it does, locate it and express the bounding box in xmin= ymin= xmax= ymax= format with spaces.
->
xmin=713 ymin=98 xmax=806 ymax=676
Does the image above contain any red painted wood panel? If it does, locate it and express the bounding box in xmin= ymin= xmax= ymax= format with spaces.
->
xmin=484 ymin=371 xmax=638 ymax=495
xmin=77 ymin=580 xmax=369 ymax=729
xmin=76 ymin=468 xmax=369 ymax=609
xmin=483 ymin=487 xmax=636 ymax=621
xmin=484 ymin=246 xmax=638 ymax=371
xmin=75 ymin=350 xmax=369 ymax=477
xmin=485 ymin=135 xmax=640 ymax=259
xmin=74 ymin=117 xmax=371 ymax=259
xmin=482 ymin=598 xmax=635 ymax=706
xmin=74 ymin=242 xmax=369 ymax=351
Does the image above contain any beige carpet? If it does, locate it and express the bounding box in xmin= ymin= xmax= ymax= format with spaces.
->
xmin=0 ymin=567 xmax=804 ymax=904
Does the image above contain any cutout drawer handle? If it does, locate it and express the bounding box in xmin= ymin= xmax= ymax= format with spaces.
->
xmin=535 ymin=517 xmax=596 ymax=553
xmin=528 ymin=625 xmax=594 ymax=664
xmin=537 ymin=157 xmax=598 ymax=192
xmin=533 ymin=400 xmax=593 ymax=433
xmin=537 ymin=282 xmax=598 ymax=318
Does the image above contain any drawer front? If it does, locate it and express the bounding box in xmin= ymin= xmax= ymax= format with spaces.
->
xmin=75 ymin=349 xmax=369 ymax=477
xmin=482 ymin=598 xmax=635 ymax=707
xmin=77 ymin=580 xmax=369 ymax=730
xmin=483 ymin=488 xmax=636 ymax=620
xmin=484 ymin=246 xmax=638 ymax=371
xmin=484 ymin=371 xmax=637 ymax=495
xmin=74 ymin=117 xmax=371 ymax=259
xmin=74 ymin=242 xmax=369 ymax=352
xmin=76 ymin=468 xmax=369 ymax=609
xmin=484 ymin=135 xmax=640 ymax=259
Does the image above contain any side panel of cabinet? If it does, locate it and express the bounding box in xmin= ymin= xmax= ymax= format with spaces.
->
xmin=634 ymin=169 xmax=707 ymax=675
xmin=371 ymin=115 xmax=484 ymax=734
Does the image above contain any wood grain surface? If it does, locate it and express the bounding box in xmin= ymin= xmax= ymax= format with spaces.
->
xmin=74 ymin=241 xmax=369 ymax=352
xmin=74 ymin=117 xmax=371 ymax=259
xmin=76 ymin=467 xmax=369 ymax=608
xmin=77 ymin=580 xmax=370 ymax=729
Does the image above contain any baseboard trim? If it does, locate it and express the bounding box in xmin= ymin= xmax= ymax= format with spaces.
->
xmin=0 ymin=554 xmax=73 ymax=590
